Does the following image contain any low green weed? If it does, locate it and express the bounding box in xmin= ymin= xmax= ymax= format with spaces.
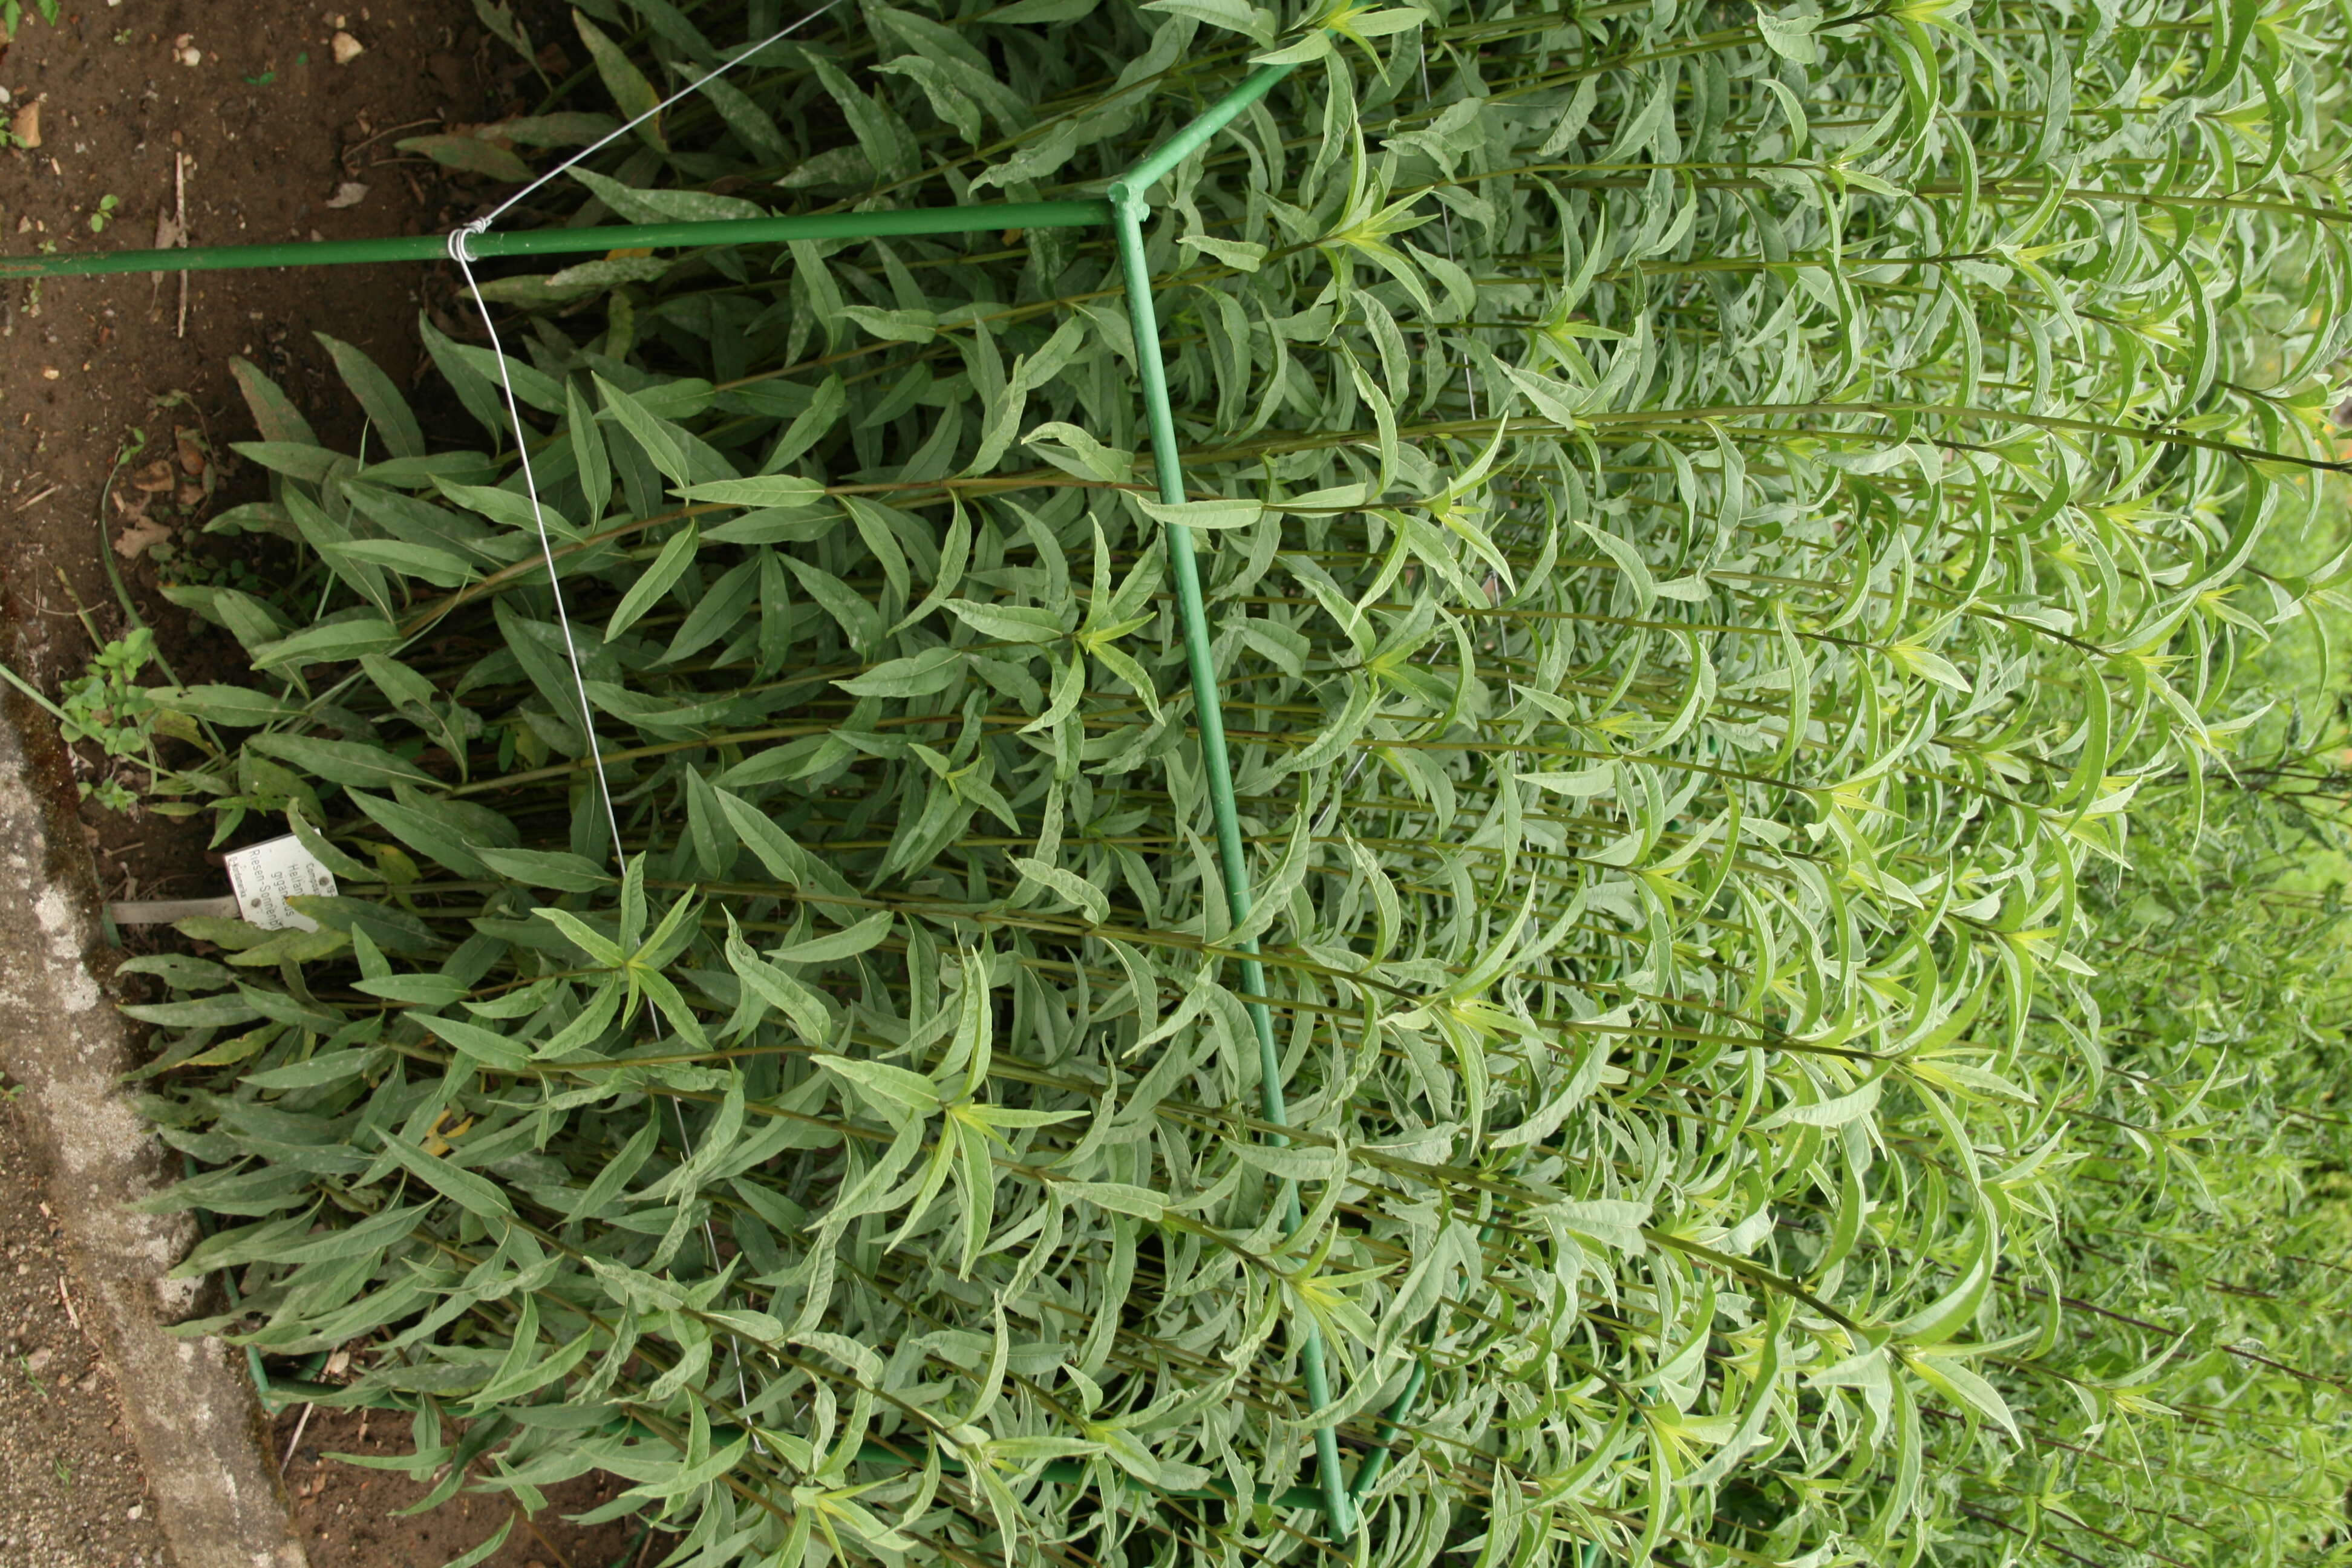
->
xmin=57 ymin=629 xmax=159 ymax=811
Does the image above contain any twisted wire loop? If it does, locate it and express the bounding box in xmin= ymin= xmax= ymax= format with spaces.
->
xmin=445 ymin=219 xmax=491 ymax=265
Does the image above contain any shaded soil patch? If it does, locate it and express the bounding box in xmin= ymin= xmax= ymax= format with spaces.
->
xmin=272 ymin=1405 xmax=675 ymax=1568
xmin=0 ymin=5 xmax=653 ymax=1565
xmin=0 ymin=1086 xmax=174 ymax=1568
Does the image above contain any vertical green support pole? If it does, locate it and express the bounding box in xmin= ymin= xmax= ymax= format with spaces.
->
xmin=1347 ymin=1359 xmax=1429 ymax=1501
xmin=1108 ymin=61 xmax=1354 ymax=1535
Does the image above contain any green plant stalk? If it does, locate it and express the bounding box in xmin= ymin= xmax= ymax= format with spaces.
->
xmin=1111 ymin=186 xmax=1354 ymax=1538
xmin=0 ymin=201 xmax=1112 ymax=279
xmin=0 ymin=652 xmax=73 ymax=727
xmin=1097 ymin=43 xmax=1368 ymax=1535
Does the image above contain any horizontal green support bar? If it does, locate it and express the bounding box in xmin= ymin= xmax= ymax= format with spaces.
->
xmin=0 ymin=200 xmax=1112 ymax=279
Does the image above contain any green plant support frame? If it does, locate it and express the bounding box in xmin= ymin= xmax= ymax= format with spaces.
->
xmin=8 ymin=55 xmax=1456 ymax=1540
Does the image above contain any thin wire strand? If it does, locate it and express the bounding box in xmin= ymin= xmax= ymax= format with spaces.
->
xmin=446 ymin=237 xmax=627 ymax=860
xmin=443 ymin=0 xmax=852 ymax=861
xmin=442 ymin=6 xmax=853 ymax=1455
xmin=676 ymin=1096 xmax=760 ymax=1434
xmin=472 ymin=0 xmax=850 ymax=233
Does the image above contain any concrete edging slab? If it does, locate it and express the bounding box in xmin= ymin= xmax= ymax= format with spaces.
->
xmin=0 ymin=690 xmax=307 ymax=1568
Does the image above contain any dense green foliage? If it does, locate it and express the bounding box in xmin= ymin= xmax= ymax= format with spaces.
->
xmin=105 ymin=1 xmax=2352 ymax=1564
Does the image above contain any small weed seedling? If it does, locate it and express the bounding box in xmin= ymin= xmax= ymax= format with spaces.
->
xmin=57 ymin=628 xmax=159 ymax=811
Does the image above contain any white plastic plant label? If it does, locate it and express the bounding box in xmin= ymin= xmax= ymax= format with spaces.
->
xmin=224 ymin=834 xmax=338 ymax=932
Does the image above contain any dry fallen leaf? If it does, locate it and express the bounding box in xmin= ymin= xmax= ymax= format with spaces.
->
xmin=114 ymin=518 xmax=174 ymax=561
xmin=174 ymin=482 xmax=205 ymax=508
xmin=153 ymin=211 xmax=185 ymax=250
xmin=131 ymin=459 xmax=177 ymax=494
xmin=9 ymin=99 xmax=39 ymax=150
xmin=323 ymin=181 xmax=369 ymax=210
xmin=176 ymin=435 xmax=205 ymax=477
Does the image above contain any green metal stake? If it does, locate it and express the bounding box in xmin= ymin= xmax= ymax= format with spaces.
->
xmin=0 ymin=200 xmax=1109 ymax=278
xmin=1112 ymin=64 xmax=1298 ymax=202
xmin=1348 ymin=1359 xmax=1429 ymax=1501
xmin=1106 ymin=56 xmax=1357 ymax=1541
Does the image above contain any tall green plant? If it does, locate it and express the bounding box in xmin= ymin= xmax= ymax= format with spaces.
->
xmin=114 ymin=2 xmax=2352 ymax=1564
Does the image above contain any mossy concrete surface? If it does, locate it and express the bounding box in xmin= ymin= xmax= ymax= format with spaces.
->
xmin=0 ymin=688 xmax=305 ymax=1568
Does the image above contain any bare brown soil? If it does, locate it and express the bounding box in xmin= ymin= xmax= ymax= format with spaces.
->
xmin=273 ymin=1406 xmax=670 ymax=1568
xmin=0 ymin=1093 xmax=174 ymax=1568
xmin=0 ymin=0 xmax=506 ymax=901
xmin=0 ymin=5 xmax=660 ymax=1565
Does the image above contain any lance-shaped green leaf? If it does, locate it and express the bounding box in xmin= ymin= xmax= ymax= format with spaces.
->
xmin=374 ymin=1129 xmax=514 ymax=1221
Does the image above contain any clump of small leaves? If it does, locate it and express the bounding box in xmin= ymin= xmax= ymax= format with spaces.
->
xmin=116 ymin=3 xmax=2352 ymax=1567
xmin=57 ymin=627 xmax=161 ymax=811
